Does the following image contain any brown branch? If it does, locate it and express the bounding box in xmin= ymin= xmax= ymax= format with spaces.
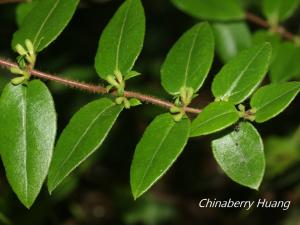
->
xmin=246 ymin=12 xmax=296 ymax=41
xmin=0 ymin=58 xmax=202 ymax=114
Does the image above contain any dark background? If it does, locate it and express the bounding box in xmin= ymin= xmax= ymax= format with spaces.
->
xmin=0 ymin=0 xmax=300 ymax=224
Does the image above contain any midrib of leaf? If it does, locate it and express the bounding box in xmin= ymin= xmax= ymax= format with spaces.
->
xmin=192 ymin=110 xmax=236 ymax=131
xmin=21 ymin=87 xmax=28 ymax=203
xmin=50 ymin=103 xmax=114 ymax=187
xmin=135 ymin=121 xmax=175 ymax=195
xmin=33 ymin=0 xmax=60 ymax=49
xmin=223 ymin=46 xmax=264 ymax=98
xmin=183 ymin=26 xmax=199 ymax=87
xmin=256 ymin=86 xmax=300 ymax=112
xmin=115 ymin=0 xmax=132 ymax=71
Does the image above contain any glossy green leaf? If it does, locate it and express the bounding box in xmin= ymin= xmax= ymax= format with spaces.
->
xmin=190 ymin=101 xmax=239 ymax=137
xmin=212 ymin=43 xmax=272 ymax=104
xmin=270 ymin=42 xmax=300 ymax=83
xmin=16 ymin=0 xmax=38 ymax=27
xmin=252 ymin=30 xmax=281 ymax=63
xmin=161 ymin=22 xmax=214 ymax=95
xmin=95 ymin=0 xmax=145 ymax=80
xmin=48 ymin=98 xmax=123 ymax=192
xmin=12 ymin=0 xmax=79 ymax=52
xmin=130 ymin=113 xmax=190 ymax=199
xmin=0 ymin=80 xmax=56 ymax=208
xmin=212 ymin=122 xmax=265 ymax=190
xmin=263 ymin=0 xmax=300 ymax=24
xmin=213 ymin=22 xmax=251 ymax=63
xmin=250 ymin=82 xmax=300 ymax=123
xmin=171 ymin=0 xmax=245 ymax=21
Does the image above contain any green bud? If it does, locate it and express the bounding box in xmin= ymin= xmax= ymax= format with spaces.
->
xmin=125 ymin=70 xmax=141 ymax=80
xmin=173 ymin=113 xmax=183 ymax=122
xmin=15 ymin=44 xmax=27 ymax=56
xmin=10 ymin=67 xmax=25 ymax=75
xmin=114 ymin=69 xmax=123 ymax=83
xmin=129 ymin=98 xmax=142 ymax=107
xmin=11 ymin=76 xmax=26 ymax=85
xmin=250 ymin=108 xmax=257 ymax=114
xmin=238 ymin=104 xmax=245 ymax=112
xmin=106 ymin=75 xmax=119 ymax=87
xmin=170 ymin=106 xmax=180 ymax=113
xmin=247 ymin=115 xmax=256 ymax=122
xmin=115 ymin=97 xmax=124 ymax=105
xmin=25 ymin=39 xmax=34 ymax=55
xmin=124 ymin=98 xmax=131 ymax=109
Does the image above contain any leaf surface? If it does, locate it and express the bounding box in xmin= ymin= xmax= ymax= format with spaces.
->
xmin=95 ymin=0 xmax=145 ymax=80
xmin=161 ymin=22 xmax=214 ymax=94
xmin=130 ymin=114 xmax=190 ymax=199
xmin=250 ymin=82 xmax=300 ymax=122
xmin=48 ymin=98 xmax=123 ymax=192
xmin=212 ymin=122 xmax=265 ymax=190
xmin=0 ymin=80 xmax=56 ymax=208
xmin=12 ymin=0 xmax=79 ymax=52
xmin=191 ymin=101 xmax=239 ymax=137
xmin=213 ymin=22 xmax=251 ymax=63
xmin=270 ymin=42 xmax=300 ymax=83
xmin=171 ymin=0 xmax=244 ymax=21
xmin=263 ymin=0 xmax=300 ymax=24
xmin=212 ymin=43 xmax=272 ymax=104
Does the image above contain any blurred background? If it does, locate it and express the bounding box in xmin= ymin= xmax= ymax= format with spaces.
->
xmin=0 ymin=0 xmax=300 ymax=224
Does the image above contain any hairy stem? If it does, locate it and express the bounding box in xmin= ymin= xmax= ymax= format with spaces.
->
xmin=0 ymin=58 xmax=202 ymax=114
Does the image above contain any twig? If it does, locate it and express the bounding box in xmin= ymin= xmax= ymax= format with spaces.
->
xmin=0 ymin=58 xmax=202 ymax=114
xmin=246 ymin=12 xmax=296 ymax=41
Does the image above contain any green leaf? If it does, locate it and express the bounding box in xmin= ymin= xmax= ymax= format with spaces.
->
xmin=16 ymin=0 xmax=38 ymax=27
xmin=212 ymin=43 xmax=272 ymax=104
xmin=252 ymin=30 xmax=281 ymax=63
xmin=95 ymin=0 xmax=145 ymax=80
xmin=263 ymin=0 xmax=300 ymax=24
xmin=250 ymin=82 xmax=300 ymax=123
xmin=171 ymin=0 xmax=245 ymax=21
xmin=213 ymin=22 xmax=252 ymax=63
xmin=212 ymin=122 xmax=265 ymax=190
xmin=12 ymin=0 xmax=79 ymax=52
xmin=0 ymin=80 xmax=56 ymax=208
xmin=161 ymin=22 xmax=214 ymax=95
xmin=48 ymin=98 xmax=123 ymax=192
xmin=130 ymin=113 xmax=190 ymax=199
xmin=190 ymin=101 xmax=239 ymax=137
xmin=270 ymin=42 xmax=300 ymax=83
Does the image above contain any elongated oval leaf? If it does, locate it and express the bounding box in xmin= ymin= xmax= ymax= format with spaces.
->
xmin=171 ymin=0 xmax=245 ymax=21
xmin=252 ymin=30 xmax=281 ymax=63
xmin=263 ymin=0 xmax=300 ymax=24
xmin=270 ymin=42 xmax=300 ymax=83
xmin=212 ymin=43 xmax=272 ymax=104
xmin=213 ymin=22 xmax=252 ymax=63
xmin=161 ymin=22 xmax=214 ymax=95
xmin=212 ymin=122 xmax=265 ymax=190
xmin=16 ymin=0 xmax=38 ymax=27
xmin=130 ymin=114 xmax=190 ymax=199
xmin=190 ymin=101 xmax=239 ymax=137
xmin=12 ymin=0 xmax=79 ymax=52
xmin=48 ymin=98 xmax=123 ymax=192
xmin=250 ymin=82 xmax=300 ymax=123
xmin=0 ymin=80 xmax=56 ymax=208
xmin=95 ymin=0 xmax=145 ymax=80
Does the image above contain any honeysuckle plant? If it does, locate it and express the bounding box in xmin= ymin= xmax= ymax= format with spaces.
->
xmin=0 ymin=0 xmax=299 ymax=209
